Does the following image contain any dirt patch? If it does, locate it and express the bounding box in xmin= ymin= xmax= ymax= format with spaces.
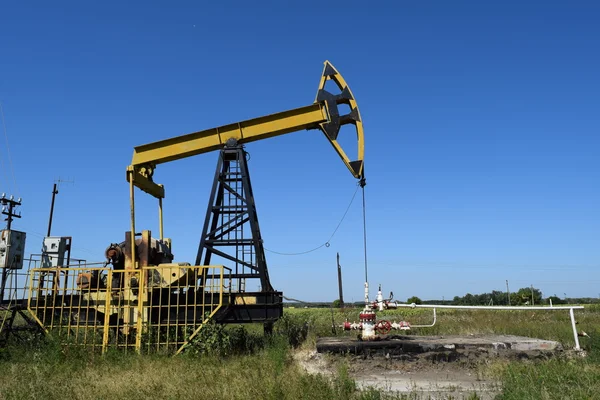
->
xmin=295 ymin=349 xmax=501 ymax=399
xmin=294 ymin=348 xmax=336 ymax=377
xmin=299 ymin=334 xmax=573 ymax=398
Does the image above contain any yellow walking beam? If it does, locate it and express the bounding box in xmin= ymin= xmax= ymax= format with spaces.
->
xmin=132 ymin=103 xmax=327 ymax=167
xmin=128 ymin=61 xmax=364 ymax=199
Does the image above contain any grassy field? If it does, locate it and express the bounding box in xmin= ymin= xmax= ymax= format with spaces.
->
xmin=287 ymin=305 xmax=600 ymax=347
xmin=0 ymin=305 xmax=599 ymax=399
xmin=290 ymin=305 xmax=600 ymax=399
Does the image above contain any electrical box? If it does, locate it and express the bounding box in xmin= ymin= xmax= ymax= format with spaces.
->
xmin=41 ymin=236 xmax=69 ymax=268
xmin=0 ymin=229 xmax=26 ymax=269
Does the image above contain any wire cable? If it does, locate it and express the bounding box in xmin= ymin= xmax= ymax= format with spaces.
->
xmin=360 ymin=178 xmax=368 ymax=283
xmin=264 ymin=183 xmax=361 ymax=256
xmin=282 ymin=295 xmax=310 ymax=303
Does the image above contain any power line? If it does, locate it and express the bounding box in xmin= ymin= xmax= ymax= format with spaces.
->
xmin=264 ymin=183 xmax=361 ymax=256
xmin=275 ymin=260 xmax=599 ymax=271
xmin=342 ymin=261 xmax=599 ymax=271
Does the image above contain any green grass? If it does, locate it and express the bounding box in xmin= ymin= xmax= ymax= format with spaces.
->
xmin=0 ymin=338 xmax=359 ymax=400
xmin=492 ymin=328 xmax=600 ymax=400
xmin=497 ymin=357 xmax=600 ymax=400
xmin=284 ymin=305 xmax=600 ymax=399
xmin=0 ymin=305 xmax=599 ymax=399
xmin=286 ymin=304 xmax=600 ymax=348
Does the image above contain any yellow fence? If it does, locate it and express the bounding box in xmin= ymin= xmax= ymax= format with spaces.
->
xmin=27 ymin=265 xmax=230 ymax=354
xmin=0 ymin=270 xmax=30 ymax=342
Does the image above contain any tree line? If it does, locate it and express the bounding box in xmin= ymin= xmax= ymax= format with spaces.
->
xmin=409 ymin=288 xmax=600 ymax=306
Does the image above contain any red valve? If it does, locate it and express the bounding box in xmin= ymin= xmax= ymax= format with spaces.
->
xmin=375 ymin=320 xmax=392 ymax=335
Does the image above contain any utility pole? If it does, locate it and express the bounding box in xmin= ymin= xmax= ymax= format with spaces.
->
xmin=336 ymin=252 xmax=344 ymax=307
xmin=531 ymin=284 xmax=534 ymax=306
xmin=47 ymin=183 xmax=58 ymax=237
xmin=0 ymin=194 xmax=22 ymax=302
xmin=1 ymin=194 xmax=21 ymax=231
xmin=506 ymin=279 xmax=511 ymax=306
xmin=47 ymin=179 xmax=74 ymax=237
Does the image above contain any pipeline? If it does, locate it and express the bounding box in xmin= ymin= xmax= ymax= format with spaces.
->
xmin=341 ymin=319 xmax=411 ymax=333
xmin=347 ymin=282 xmax=412 ymax=339
xmin=343 ymin=283 xmax=437 ymax=340
xmin=342 ymin=282 xmax=584 ymax=351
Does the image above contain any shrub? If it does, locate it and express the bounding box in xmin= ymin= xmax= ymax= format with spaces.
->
xmin=274 ymin=314 xmax=309 ymax=347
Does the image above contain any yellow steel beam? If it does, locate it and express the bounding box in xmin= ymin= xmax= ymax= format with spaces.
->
xmin=131 ymin=103 xmax=327 ymax=167
xmin=127 ymin=165 xmax=165 ymax=199
xmin=128 ymin=61 xmax=365 ymax=200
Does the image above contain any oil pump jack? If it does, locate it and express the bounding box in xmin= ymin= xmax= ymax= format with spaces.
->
xmin=24 ymin=61 xmax=364 ymax=353
xmin=121 ymin=61 xmax=365 ymax=326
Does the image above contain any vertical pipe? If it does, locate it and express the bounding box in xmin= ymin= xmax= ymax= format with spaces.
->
xmin=129 ymin=172 xmax=136 ymax=267
xmin=64 ymin=238 xmax=71 ymax=288
xmin=158 ymin=197 xmax=164 ymax=241
xmin=410 ymin=308 xmax=437 ymax=328
xmin=570 ymin=308 xmax=581 ymax=351
xmin=219 ymin=265 xmax=224 ymax=313
xmin=128 ymin=170 xmax=139 ymax=352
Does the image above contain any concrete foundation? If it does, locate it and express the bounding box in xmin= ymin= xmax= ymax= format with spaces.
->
xmin=317 ymin=334 xmax=562 ymax=357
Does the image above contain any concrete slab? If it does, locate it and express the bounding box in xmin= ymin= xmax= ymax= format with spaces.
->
xmin=317 ymin=334 xmax=562 ymax=357
xmin=354 ymin=370 xmax=499 ymax=400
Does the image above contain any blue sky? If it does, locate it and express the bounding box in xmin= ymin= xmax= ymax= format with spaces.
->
xmin=1 ymin=1 xmax=598 ymax=301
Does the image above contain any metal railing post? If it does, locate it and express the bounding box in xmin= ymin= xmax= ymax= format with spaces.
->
xmin=102 ymin=269 xmax=113 ymax=354
xmin=135 ymin=268 xmax=145 ymax=353
xmin=569 ymin=308 xmax=581 ymax=351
